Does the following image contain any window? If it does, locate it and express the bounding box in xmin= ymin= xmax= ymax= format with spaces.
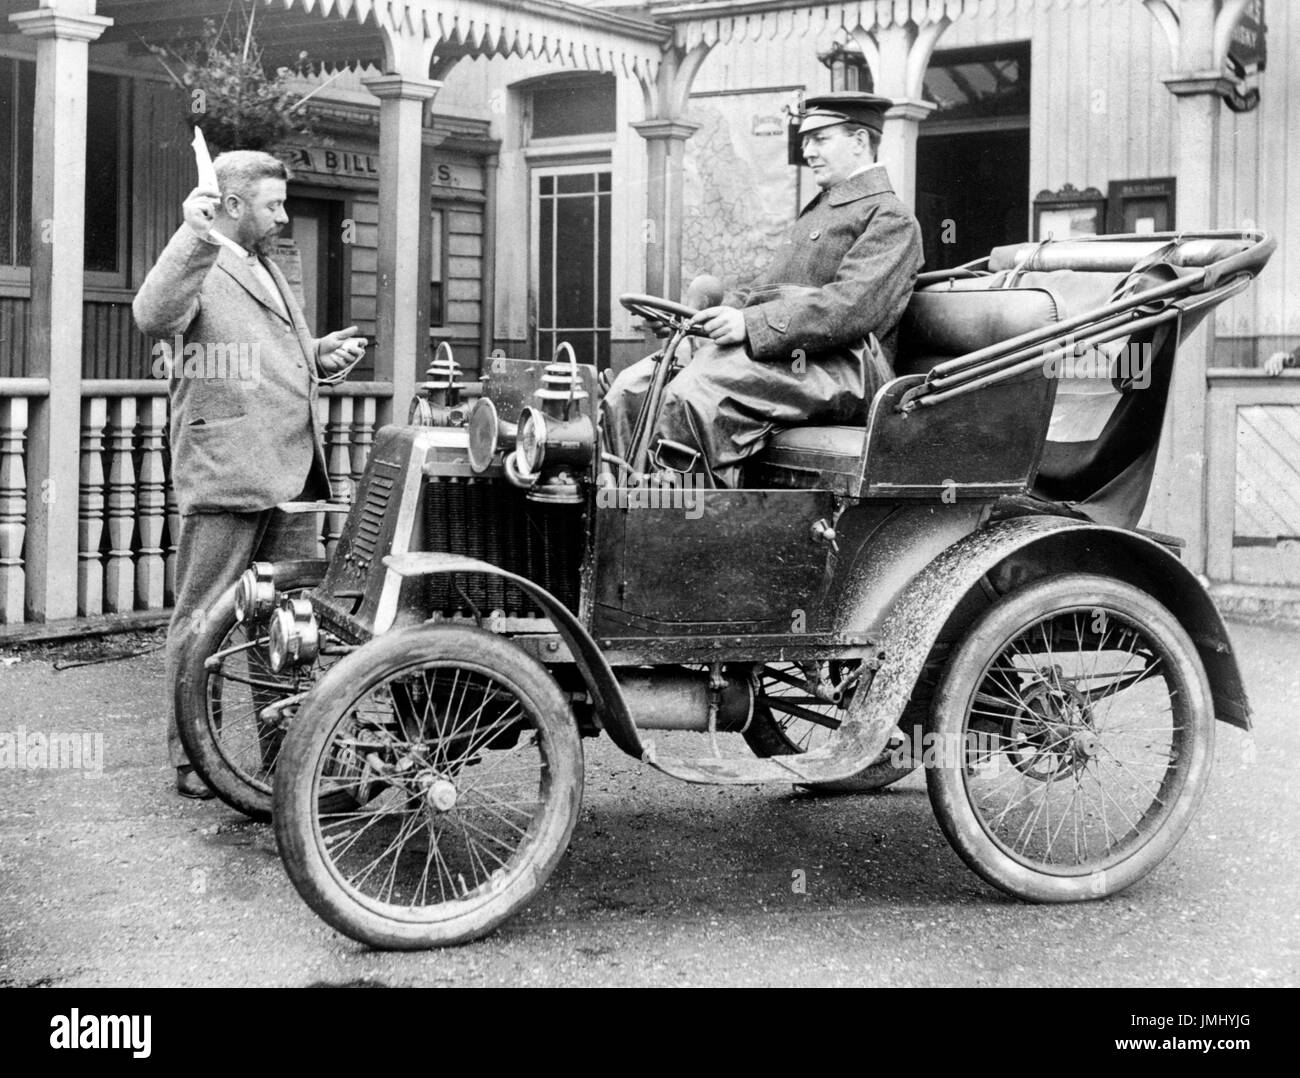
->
xmin=0 ymin=58 xmax=35 ymax=268
xmin=527 ymin=74 xmax=616 ymax=140
xmin=429 ymin=208 xmax=445 ymax=328
xmin=923 ymin=43 xmax=1031 ymax=121
xmin=0 ymin=59 xmax=127 ymax=276
xmin=85 ymin=70 xmax=127 ymax=276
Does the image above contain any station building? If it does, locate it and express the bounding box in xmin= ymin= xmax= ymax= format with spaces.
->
xmin=0 ymin=0 xmax=1296 ymax=629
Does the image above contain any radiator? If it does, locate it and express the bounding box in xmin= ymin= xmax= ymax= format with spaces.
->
xmin=422 ymin=476 xmax=584 ymax=618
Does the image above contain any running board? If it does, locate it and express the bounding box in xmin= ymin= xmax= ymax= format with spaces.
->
xmin=640 ymin=744 xmax=824 ymax=785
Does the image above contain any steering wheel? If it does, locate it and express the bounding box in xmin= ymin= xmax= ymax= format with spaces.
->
xmin=619 ymin=293 xmax=708 ymax=336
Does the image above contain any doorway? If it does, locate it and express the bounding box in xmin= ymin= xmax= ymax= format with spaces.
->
xmin=916 ymin=129 xmax=1030 ymax=269
xmin=281 ymin=193 xmax=345 ymax=333
xmin=914 ymin=43 xmax=1031 ymax=270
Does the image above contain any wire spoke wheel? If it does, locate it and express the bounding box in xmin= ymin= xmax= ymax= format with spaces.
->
xmin=176 ymin=564 xmax=332 ymax=820
xmin=928 ymin=573 xmax=1214 ymax=902
xmin=746 ymin=661 xmax=917 ymax=792
xmin=273 ymin=625 xmax=582 ymax=949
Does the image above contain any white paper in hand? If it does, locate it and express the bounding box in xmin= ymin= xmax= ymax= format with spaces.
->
xmin=191 ymin=127 xmax=219 ymax=193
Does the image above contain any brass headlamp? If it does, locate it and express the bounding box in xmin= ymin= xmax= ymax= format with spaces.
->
xmin=234 ymin=562 xmax=277 ymax=626
xmin=508 ymin=344 xmax=594 ymax=504
xmin=267 ymin=595 xmax=319 ymax=673
xmin=409 ymin=341 xmax=468 ymax=427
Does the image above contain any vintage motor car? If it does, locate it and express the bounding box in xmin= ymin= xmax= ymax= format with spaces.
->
xmin=178 ymin=229 xmax=1273 ymax=949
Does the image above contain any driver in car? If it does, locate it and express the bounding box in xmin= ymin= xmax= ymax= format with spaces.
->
xmin=602 ymin=92 xmax=924 ymax=488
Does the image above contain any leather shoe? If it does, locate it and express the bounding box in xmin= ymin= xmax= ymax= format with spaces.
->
xmin=176 ymin=765 xmax=214 ymax=800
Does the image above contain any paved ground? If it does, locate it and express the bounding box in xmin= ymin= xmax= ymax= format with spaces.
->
xmin=1 ymin=619 xmax=1297 ymax=988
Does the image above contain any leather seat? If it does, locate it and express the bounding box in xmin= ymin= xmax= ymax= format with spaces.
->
xmin=748 ymin=425 xmax=865 ymax=493
xmin=748 ymin=245 xmax=1201 ymax=496
xmin=894 ymin=278 xmax=1062 ymax=376
xmin=749 ymin=278 xmax=1065 ymax=492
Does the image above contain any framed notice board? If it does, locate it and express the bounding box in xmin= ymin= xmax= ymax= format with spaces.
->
xmin=1107 ymin=177 xmax=1177 ymax=235
xmin=1033 ymin=184 xmax=1106 ymax=241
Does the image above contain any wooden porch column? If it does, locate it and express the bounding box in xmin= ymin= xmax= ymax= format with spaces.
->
xmin=479 ymin=152 xmax=499 ymax=362
xmin=8 ymin=2 xmax=111 ymax=621
xmin=631 ymin=119 xmax=699 ymax=302
xmin=364 ymin=73 xmax=440 ymax=426
xmin=878 ymin=101 xmax=936 ymax=213
xmin=860 ymin=20 xmax=948 ymax=211
xmin=633 ymin=42 xmax=711 ymax=305
xmin=1147 ymin=0 xmax=1245 ymax=571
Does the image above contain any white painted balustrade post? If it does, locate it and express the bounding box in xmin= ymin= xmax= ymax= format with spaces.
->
xmin=350 ymin=397 xmax=377 ymax=485
xmin=103 ymin=397 xmax=137 ymax=613
xmin=325 ymin=395 xmax=354 ymax=558
xmin=77 ymin=396 xmax=107 ymax=617
xmin=0 ymin=398 xmax=28 ymax=623
xmin=164 ymin=467 xmax=179 ymax=608
xmin=136 ymin=396 xmax=167 ymax=608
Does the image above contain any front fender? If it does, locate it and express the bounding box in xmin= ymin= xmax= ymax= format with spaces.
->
xmin=382 ymin=553 xmax=645 ymax=757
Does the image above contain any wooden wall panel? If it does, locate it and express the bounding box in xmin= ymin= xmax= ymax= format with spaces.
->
xmin=436 ymin=202 xmax=485 ymax=368
xmin=1215 ymin=0 xmax=1296 ymax=362
xmin=130 ymin=80 xmax=190 ymax=291
xmin=0 ymin=297 xmax=30 ymax=379
xmin=346 ymin=197 xmax=379 ymax=341
xmin=82 ymin=301 xmax=151 ymax=380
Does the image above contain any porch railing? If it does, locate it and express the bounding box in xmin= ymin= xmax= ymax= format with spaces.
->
xmin=0 ymin=379 xmax=391 ymax=626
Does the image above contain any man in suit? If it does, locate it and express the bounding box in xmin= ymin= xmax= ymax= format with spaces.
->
xmin=133 ymin=150 xmax=365 ymax=797
xmin=602 ymin=93 xmax=924 ymax=488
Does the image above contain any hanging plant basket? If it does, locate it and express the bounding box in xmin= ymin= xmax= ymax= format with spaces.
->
xmin=145 ymin=7 xmax=322 ymax=154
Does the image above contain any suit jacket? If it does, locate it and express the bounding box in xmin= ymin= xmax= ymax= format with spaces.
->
xmin=740 ymin=167 xmax=923 ymax=368
xmin=133 ymin=226 xmax=331 ymax=516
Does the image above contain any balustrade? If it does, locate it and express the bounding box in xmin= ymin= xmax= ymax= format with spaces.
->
xmin=0 ymin=384 xmax=389 ymax=626
xmin=77 ymin=398 xmax=107 ymax=617
xmin=0 ymin=397 xmax=29 ymax=623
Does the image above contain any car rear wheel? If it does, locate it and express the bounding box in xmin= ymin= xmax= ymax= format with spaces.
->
xmin=927 ymin=572 xmax=1214 ymax=902
xmin=273 ymin=625 xmax=583 ymax=949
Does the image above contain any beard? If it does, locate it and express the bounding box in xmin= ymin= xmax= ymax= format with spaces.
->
xmin=238 ymin=220 xmax=281 ymax=257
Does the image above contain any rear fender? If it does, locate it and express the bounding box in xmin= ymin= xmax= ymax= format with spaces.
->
xmin=382 ymin=553 xmax=645 ymax=757
xmin=862 ymin=515 xmax=1249 ymax=733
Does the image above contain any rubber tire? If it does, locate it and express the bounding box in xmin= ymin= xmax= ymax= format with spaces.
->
xmin=175 ymin=564 xmax=324 ymax=821
xmin=927 ymin=572 xmax=1215 ymax=903
xmin=273 ymin=625 xmax=584 ymax=949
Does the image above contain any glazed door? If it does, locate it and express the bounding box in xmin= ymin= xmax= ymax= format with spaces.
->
xmin=532 ymin=164 xmax=612 ymax=370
